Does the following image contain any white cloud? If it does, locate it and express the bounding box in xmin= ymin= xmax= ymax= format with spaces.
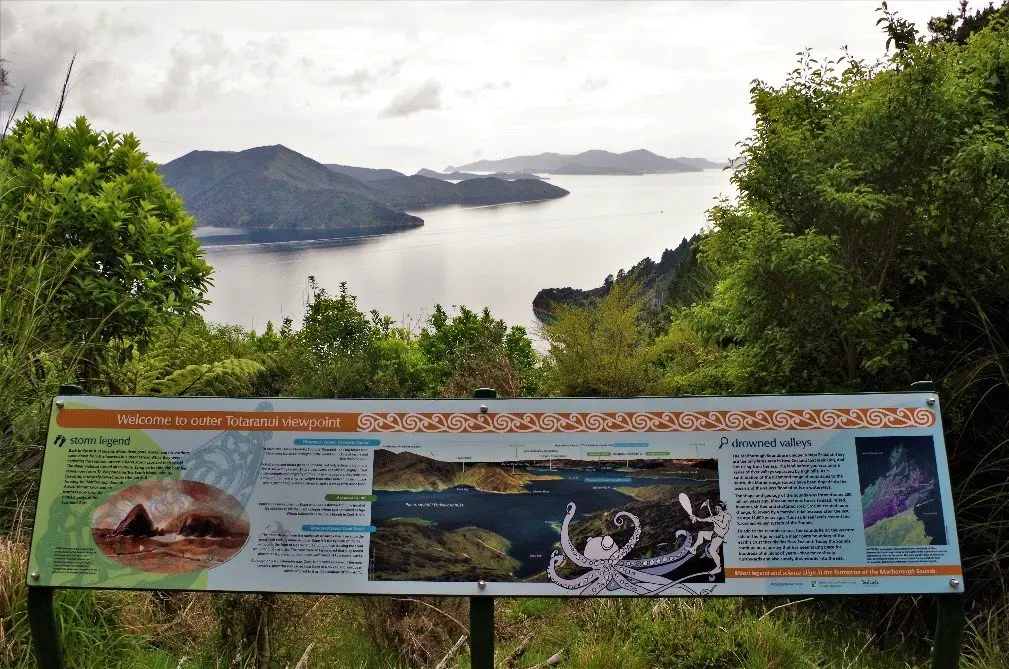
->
xmin=380 ymin=79 xmax=442 ymax=118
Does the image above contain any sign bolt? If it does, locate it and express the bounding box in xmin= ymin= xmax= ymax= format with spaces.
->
xmin=479 ymin=405 xmax=488 ymax=414
xmin=55 ymin=400 xmax=64 ymax=410
xmin=477 ymin=580 xmax=487 ymax=590
xmin=949 ymin=578 xmax=960 ymax=589
xmin=30 ymin=572 xmax=40 ymax=581
xmin=927 ymin=396 xmax=937 ymax=406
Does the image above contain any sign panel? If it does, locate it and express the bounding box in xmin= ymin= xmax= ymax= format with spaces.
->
xmin=28 ymin=394 xmax=962 ymax=596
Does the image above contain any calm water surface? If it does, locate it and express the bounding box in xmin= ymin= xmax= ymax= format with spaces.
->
xmin=200 ymin=171 xmax=734 ymax=332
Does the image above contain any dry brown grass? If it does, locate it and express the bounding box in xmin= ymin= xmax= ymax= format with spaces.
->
xmin=0 ymin=533 xmax=28 ymax=664
xmin=355 ymin=595 xmax=469 ymax=668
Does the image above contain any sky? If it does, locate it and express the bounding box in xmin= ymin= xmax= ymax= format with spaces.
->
xmin=0 ymin=0 xmax=968 ymax=173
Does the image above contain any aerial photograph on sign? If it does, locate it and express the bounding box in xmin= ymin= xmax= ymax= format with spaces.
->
xmin=856 ymin=436 xmax=947 ymax=547
xmin=368 ymin=450 xmax=725 ymax=590
xmin=91 ymin=480 xmax=250 ymax=574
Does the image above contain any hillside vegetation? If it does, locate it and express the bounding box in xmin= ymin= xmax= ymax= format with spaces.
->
xmin=533 ymin=235 xmax=700 ymax=321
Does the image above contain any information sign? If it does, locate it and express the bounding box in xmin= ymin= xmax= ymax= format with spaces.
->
xmin=28 ymin=393 xmax=962 ymax=597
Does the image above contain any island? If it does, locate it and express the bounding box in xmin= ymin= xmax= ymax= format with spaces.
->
xmin=364 ymin=175 xmax=568 ymax=210
xmin=549 ymin=164 xmax=643 ymax=175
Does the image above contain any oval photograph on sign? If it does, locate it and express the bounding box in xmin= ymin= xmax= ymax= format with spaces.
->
xmin=91 ymin=480 xmax=250 ymax=574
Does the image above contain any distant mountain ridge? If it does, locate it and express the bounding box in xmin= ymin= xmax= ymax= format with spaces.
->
xmin=447 ymin=149 xmax=728 ymax=175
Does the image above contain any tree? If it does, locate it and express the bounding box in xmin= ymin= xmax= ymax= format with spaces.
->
xmin=928 ymin=0 xmax=1009 ymax=44
xmin=419 ymin=303 xmax=538 ymax=397
xmin=542 ymin=281 xmax=659 ymax=397
xmin=692 ymin=13 xmax=1009 ymax=396
xmin=674 ymin=6 xmax=1009 ymax=618
xmin=0 ymin=114 xmax=212 ymax=350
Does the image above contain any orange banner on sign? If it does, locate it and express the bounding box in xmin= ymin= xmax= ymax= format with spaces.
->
xmin=56 ymin=406 xmax=937 ymax=433
xmin=726 ymin=565 xmax=962 ymax=579
xmin=57 ymin=409 xmax=359 ymax=432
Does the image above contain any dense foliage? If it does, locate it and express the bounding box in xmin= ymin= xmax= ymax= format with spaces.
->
xmin=1 ymin=115 xmax=212 ymax=345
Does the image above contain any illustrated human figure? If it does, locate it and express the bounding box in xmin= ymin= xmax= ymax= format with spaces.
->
xmin=687 ymin=500 xmax=731 ymax=576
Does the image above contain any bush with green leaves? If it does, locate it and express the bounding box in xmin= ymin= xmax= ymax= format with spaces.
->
xmin=0 ymin=114 xmax=212 ymax=348
xmin=265 ymin=278 xmax=541 ymax=399
xmin=541 ymin=281 xmax=662 ymax=397
xmin=419 ymin=303 xmax=539 ymax=397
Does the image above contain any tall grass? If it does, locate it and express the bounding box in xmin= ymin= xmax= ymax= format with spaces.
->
xmin=0 ymin=166 xmax=89 ymax=529
xmin=962 ymin=599 xmax=1009 ymax=669
xmin=940 ymin=299 xmax=1009 ymax=667
xmin=488 ymin=596 xmax=928 ymax=669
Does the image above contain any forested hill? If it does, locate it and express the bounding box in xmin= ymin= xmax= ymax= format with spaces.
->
xmin=533 ymin=235 xmax=700 ymax=320
xmin=159 ymin=145 xmax=422 ymax=232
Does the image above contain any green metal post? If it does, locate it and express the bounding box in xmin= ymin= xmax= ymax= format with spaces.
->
xmin=470 ymin=388 xmax=497 ymax=668
xmin=469 ymin=596 xmax=495 ymax=669
xmin=931 ymin=595 xmax=965 ymax=669
xmin=26 ymin=385 xmax=81 ymax=669
xmin=910 ymin=381 xmax=965 ymax=669
xmin=27 ymin=587 xmax=64 ymax=669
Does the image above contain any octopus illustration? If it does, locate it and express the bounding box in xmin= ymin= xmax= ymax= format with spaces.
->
xmin=547 ymin=502 xmax=701 ymax=595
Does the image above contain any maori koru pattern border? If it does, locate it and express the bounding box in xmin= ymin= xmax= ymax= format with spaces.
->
xmin=356 ymin=407 xmax=936 ymax=433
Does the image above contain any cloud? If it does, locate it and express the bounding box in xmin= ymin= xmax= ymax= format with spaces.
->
xmin=245 ymin=36 xmax=290 ymax=82
xmin=0 ymin=4 xmax=139 ymax=119
xmin=147 ymin=30 xmax=234 ymax=112
xmin=379 ymin=79 xmax=441 ymax=118
xmin=457 ymin=80 xmax=511 ymax=99
xmin=325 ymin=58 xmax=404 ymax=98
xmin=145 ymin=32 xmax=289 ymax=112
xmin=581 ymin=76 xmax=608 ymax=92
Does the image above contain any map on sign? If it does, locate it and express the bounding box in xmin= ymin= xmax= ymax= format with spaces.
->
xmin=28 ymin=394 xmax=962 ymax=597
xmin=856 ymin=436 xmax=946 ymax=547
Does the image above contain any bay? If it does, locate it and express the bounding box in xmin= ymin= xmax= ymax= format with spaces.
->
xmin=200 ymin=170 xmax=734 ymax=332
